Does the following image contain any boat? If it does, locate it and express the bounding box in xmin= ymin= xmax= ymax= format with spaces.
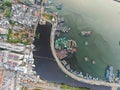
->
xmin=105 ymin=65 xmax=115 ymax=82
xmin=56 ymin=3 xmax=63 ymax=10
xmin=80 ymin=31 xmax=92 ymax=36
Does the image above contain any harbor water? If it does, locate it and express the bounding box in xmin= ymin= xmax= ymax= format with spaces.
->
xmin=33 ymin=23 xmax=111 ymax=90
xmin=53 ymin=0 xmax=120 ymax=79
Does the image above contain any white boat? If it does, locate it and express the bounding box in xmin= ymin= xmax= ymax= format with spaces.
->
xmin=80 ymin=31 xmax=92 ymax=36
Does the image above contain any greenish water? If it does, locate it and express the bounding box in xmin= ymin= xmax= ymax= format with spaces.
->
xmin=52 ymin=0 xmax=120 ymax=79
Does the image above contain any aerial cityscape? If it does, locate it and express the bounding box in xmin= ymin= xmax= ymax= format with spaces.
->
xmin=0 ymin=0 xmax=120 ymax=90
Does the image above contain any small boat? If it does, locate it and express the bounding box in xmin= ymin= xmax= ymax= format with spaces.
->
xmin=56 ymin=3 xmax=63 ymax=10
xmin=92 ymin=60 xmax=96 ymax=64
xmin=80 ymin=31 xmax=92 ymax=36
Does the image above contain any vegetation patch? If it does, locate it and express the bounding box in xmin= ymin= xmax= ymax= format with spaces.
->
xmin=0 ymin=1 xmax=12 ymax=16
xmin=0 ymin=5 xmax=4 ymax=10
xmin=7 ymin=28 xmax=31 ymax=45
xmin=5 ymin=8 xmax=11 ymax=17
xmin=61 ymin=85 xmax=90 ymax=90
xmin=42 ymin=13 xmax=53 ymax=20
xmin=4 ymin=1 xmax=12 ymax=7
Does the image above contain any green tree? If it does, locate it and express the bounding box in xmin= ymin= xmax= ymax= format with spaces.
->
xmin=8 ymin=29 xmax=12 ymax=34
xmin=0 ymin=6 xmax=4 ymax=10
xmin=21 ymin=87 xmax=27 ymax=90
xmin=5 ymin=9 xmax=11 ymax=17
xmin=9 ymin=20 xmax=15 ymax=26
xmin=7 ymin=29 xmax=12 ymax=40
xmin=4 ymin=1 xmax=12 ymax=7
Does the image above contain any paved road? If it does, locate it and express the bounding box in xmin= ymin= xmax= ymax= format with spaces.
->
xmin=33 ymin=23 xmax=111 ymax=90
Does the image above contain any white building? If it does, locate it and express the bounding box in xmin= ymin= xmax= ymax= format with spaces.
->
xmin=17 ymin=66 xmax=27 ymax=74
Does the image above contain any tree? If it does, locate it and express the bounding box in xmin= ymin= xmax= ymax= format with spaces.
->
xmin=0 ymin=6 xmax=4 ymax=10
xmin=5 ymin=9 xmax=11 ymax=17
xmin=21 ymin=87 xmax=27 ymax=90
xmin=4 ymin=1 xmax=12 ymax=7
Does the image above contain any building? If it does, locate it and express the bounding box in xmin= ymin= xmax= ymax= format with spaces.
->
xmin=17 ymin=66 xmax=27 ymax=73
xmin=0 ymin=50 xmax=24 ymax=70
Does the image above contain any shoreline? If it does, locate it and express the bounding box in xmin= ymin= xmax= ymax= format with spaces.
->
xmin=33 ymin=0 xmax=120 ymax=89
xmin=33 ymin=22 xmax=110 ymax=90
xmin=49 ymin=15 xmax=120 ymax=90
xmin=51 ymin=0 xmax=120 ymax=83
